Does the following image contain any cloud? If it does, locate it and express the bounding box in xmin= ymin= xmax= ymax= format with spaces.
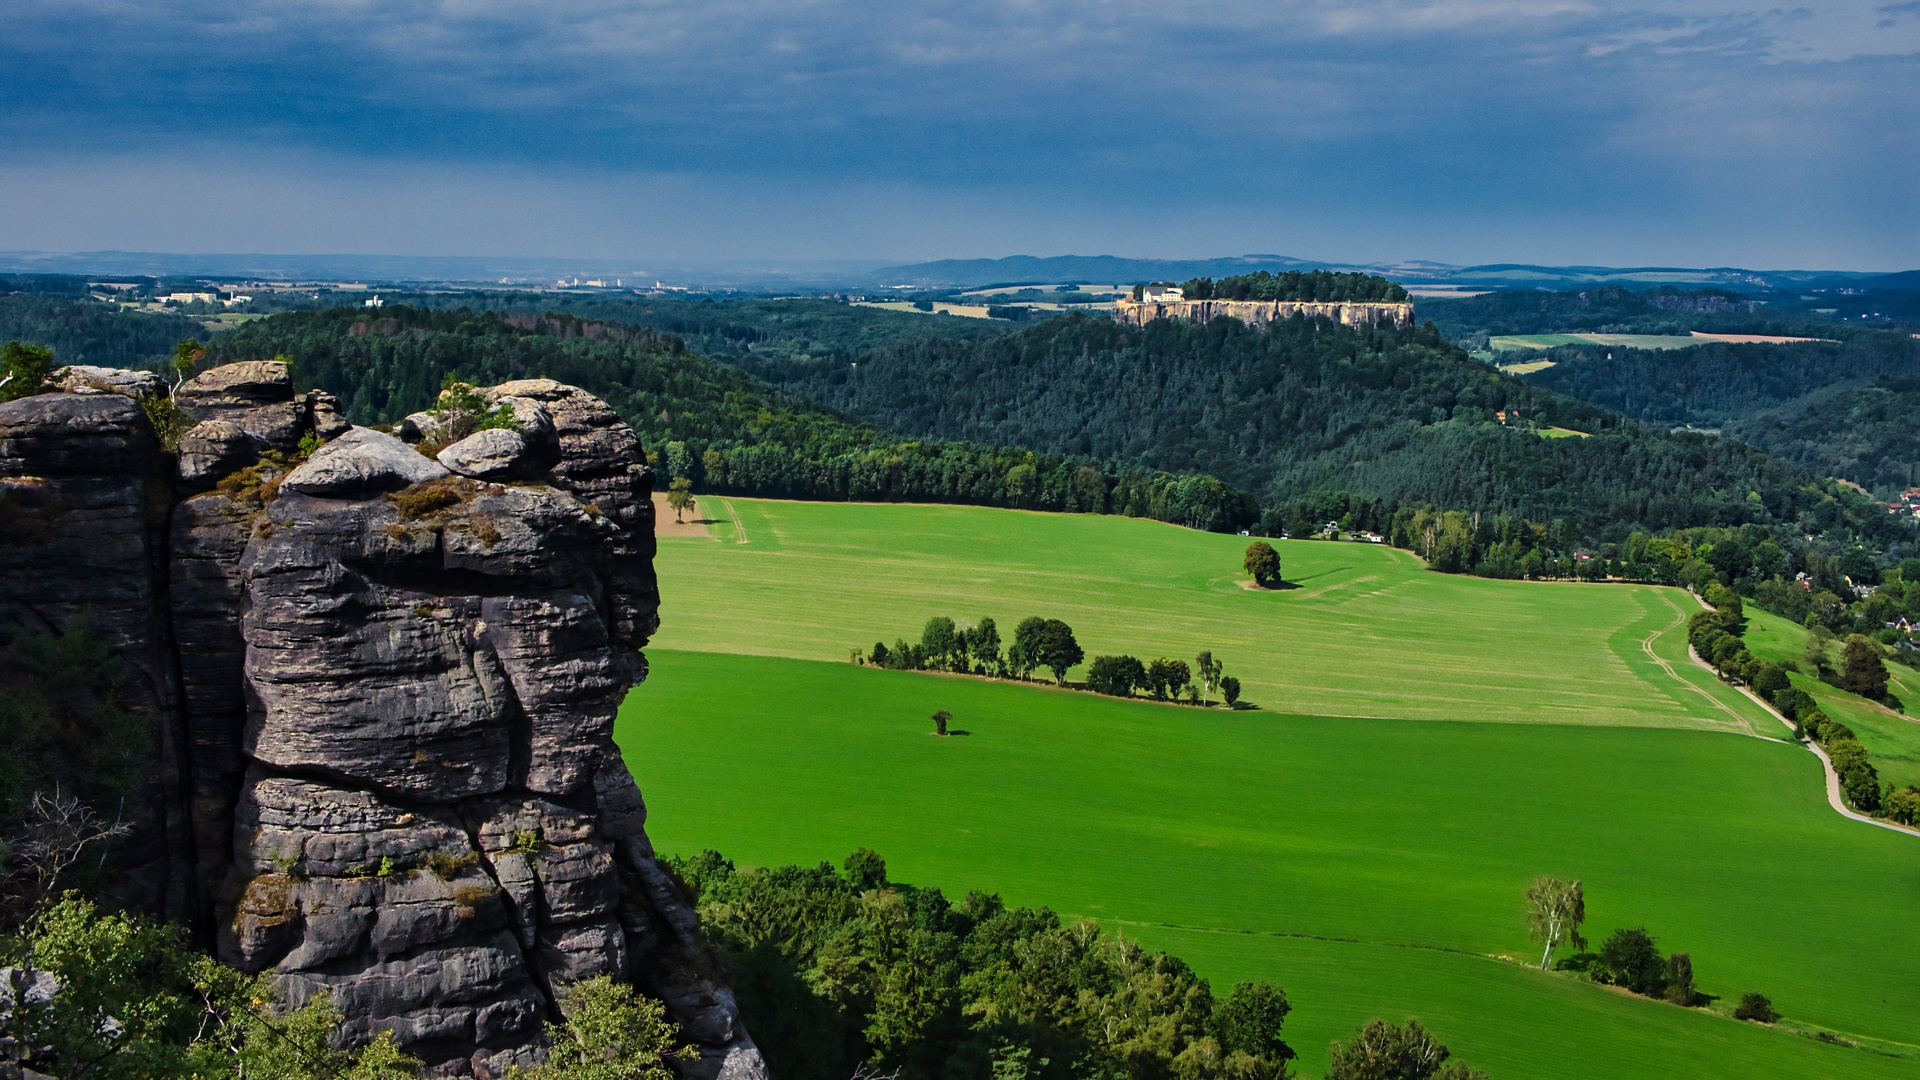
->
xmin=0 ymin=0 xmax=1914 ymax=265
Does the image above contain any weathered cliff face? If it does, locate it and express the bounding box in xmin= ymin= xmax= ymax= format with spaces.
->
xmin=0 ymin=366 xmax=759 ymax=1080
xmin=1111 ymin=297 xmax=1415 ymax=329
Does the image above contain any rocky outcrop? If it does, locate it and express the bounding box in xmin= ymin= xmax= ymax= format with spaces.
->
xmin=0 ymin=368 xmax=760 ymax=1080
xmin=1112 ymin=297 xmax=1415 ymax=329
xmin=0 ymin=393 xmax=196 ymax=919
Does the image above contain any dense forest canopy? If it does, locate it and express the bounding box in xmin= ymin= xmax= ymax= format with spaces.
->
xmin=0 ymin=294 xmax=207 ymax=371
xmin=724 ymin=309 xmax=1908 ymax=549
xmin=1420 ymin=284 xmax=1856 ymax=343
xmin=1518 ymin=333 xmax=1920 ymax=426
xmin=1175 ymin=270 xmax=1408 ymax=303
xmin=202 ymin=306 xmax=1255 ymax=531
xmin=1722 ymin=377 xmax=1920 ymax=497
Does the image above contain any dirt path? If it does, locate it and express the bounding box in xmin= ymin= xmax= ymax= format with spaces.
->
xmin=1673 ymin=590 xmax=1920 ymax=837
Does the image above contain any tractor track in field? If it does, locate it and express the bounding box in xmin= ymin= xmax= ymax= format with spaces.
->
xmin=1640 ymin=590 xmax=1755 ymax=735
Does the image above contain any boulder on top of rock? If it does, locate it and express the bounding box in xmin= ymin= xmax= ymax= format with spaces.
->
xmin=54 ymin=365 xmax=165 ymax=398
xmin=177 ymin=360 xmax=306 ymax=450
xmin=397 ymin=411 xmax=444 ymax=445
xmin=281 ymin=427 xmax=449 ymax=496
xmin=305 ymin=389 xmax=351 ymax=439
xmin=438 ymin=428 xmax=534 ymax=480
xmin=177 ymin=420 xmax=256 ymax=489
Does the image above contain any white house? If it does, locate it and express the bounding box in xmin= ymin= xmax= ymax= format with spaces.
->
xmin=1140 ymin=283 xmax=1184 ymax=302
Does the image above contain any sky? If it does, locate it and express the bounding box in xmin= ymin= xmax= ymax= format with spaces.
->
xmin=2 ymin=0 xmax=1915 ymax=270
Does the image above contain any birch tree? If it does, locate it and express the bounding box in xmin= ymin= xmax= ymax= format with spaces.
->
xmin=1524 ymin=876 xmax=1586 ymax=970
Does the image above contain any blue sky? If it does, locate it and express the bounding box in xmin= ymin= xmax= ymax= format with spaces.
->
xmin=2 ymin=0 xmax=1914 ymax=268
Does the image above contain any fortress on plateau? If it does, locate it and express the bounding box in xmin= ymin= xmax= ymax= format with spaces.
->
xmin=1113 ymin=292 xmax=1415 ymax=330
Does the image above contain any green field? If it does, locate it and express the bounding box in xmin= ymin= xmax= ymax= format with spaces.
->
xmin=651 ymin=498 xmax=1777 ymax=735
xmin=617 ymin=498 xmax=1920 ymax=1078
xmin=1491 ymin=333 xmax=1701 ymax=351
xmin=619 ymin=652 xmax=1920 ymax=1079
xmin=1740 ymin=608 xmax=1920 ymax=790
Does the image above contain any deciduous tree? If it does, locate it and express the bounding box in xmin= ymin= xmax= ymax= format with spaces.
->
xmin=1524 ymin=876 xmax=1586 ymax=969
xmin=1244 ymin=542 xmax=1281 ymax=588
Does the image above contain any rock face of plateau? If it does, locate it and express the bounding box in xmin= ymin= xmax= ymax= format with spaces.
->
xmin=1110 ymin=297 xmax=1415 ymax=329
xmin=0 ymin=363 xmax=765 ymax=1079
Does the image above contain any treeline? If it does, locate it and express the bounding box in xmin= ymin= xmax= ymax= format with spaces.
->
xmin=861 ymin=615 xmax=1081 ymax=683
xmin=1170 ymin=270 xmax=1409 ymax=303
xmin=717 ymin=309 xmax=1896 ymax=548
xmin=858 ymin=616 xmax=1246 ymax=706
xmin=0 ymin=292 xmax=208 ymax=371
xmin=1253 ymin=490 xmax=1913 ymax=593
xmin=1686 ymin=583 xmax=1919 ymax=820
xmin=670 ymin=847 xmax=1490 ymax=1080
xmin=1519 ymin=333 xmax=1920 ymax=428
xmin=201 ymin=306 xmax=1257 ymax=531
xmin=1418 ymin=284 xmax=1842 ymax=341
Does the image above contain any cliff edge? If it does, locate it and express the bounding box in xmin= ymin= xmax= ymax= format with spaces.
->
xmin=0 ymin=364 xmax=765 ymax=1079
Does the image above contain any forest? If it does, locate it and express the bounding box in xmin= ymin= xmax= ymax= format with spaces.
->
xmin=1171 ymin=271 xmax=1409 ymax=303
xmin=1417 ymin=285 xmax=1848 ymax=342
xmin=1516 ymin=332 xmax=1920 ymax=426
xmin=202 ymin=306 xmax=1256 ymax=531
xmin=0 ymin=293 xmax=207 ymax=371
xmin=716 ymin=307 xmax=1907 ymax=549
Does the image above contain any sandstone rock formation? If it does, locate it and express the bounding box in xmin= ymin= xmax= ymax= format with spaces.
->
xmin=0 ymin=368 xmax=758 ymax=1079
xmin=1111 ymin=296 xmax=1415 ymax=329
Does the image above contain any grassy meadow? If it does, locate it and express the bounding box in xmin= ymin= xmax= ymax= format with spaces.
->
xmin=616 ymin=498 xmax=1920 ymax=1077
xmin=619 ymin=651 xmax=1920 ymax=1079
xmin=649 ymin=498 xmax=1779 ymax=736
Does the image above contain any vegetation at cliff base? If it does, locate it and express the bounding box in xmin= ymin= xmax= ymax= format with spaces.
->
xmin=618 ymin=649 xmax=1920 ymax=1080
xmin=669 ymin=846 xmax=1301 ymax=1080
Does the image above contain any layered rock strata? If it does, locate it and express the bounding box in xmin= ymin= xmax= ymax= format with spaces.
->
xmin=0 ymin=366 xmax=754 ymax=1079
xmin=1111 ymin=297 xmax=1415 ymax=329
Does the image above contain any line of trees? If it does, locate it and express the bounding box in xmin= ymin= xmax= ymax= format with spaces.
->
xmin=1686 ymin=585 xmax=1904 ymax=817
xmin=1084 ymin=651 xmax=1242 ymax=707
xmin=858 ymin=618 xmax=1249 ymax=708
xmin=863 ymin=616 xmax=1083 ymax=685
xmin=1177 ymin=271 xmax=1410 ymax=304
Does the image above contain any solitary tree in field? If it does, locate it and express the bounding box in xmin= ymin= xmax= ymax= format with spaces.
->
xmin=1244 ymin=541 xmax=1281 ymax=588
xmin=932 ymin=709 xmax=951 ymax=736
xmin=667 ymin=476 xmax=696 ymax=522
xmin=1524 ymin=876 xmax=1587 ymax=969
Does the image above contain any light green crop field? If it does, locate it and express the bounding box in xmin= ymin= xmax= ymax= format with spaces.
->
xmin=618 ymin=651 xmax=1920 ymax=1079
xmin=1740 ymin=608 xmax=1920 ymax=790
xmin=649 ymin=498 xmax=1779 ymax=736
xmin=1491 ymin=333 xmax=1702 ymax=351
xmin=621 ymin=499 xmax=1920 ymax=1077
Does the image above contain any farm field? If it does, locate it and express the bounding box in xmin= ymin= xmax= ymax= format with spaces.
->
xmin=647 ymin=498 xmax=1779 ymax=735
xmin=617 ymin=650 xmax=1920 ymax=1079
xmin=1491 ymin=333 xmax=1700 ymax=350
xmin=1740 ymin=608 xmax=1920 ymax=790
